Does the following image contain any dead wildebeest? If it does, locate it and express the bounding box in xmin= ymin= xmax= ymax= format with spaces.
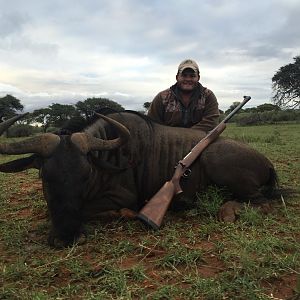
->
xmin=0 ymin=111 xmax=278 ymax=247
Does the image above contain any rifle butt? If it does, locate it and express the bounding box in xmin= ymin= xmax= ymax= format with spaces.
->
xmin=137 ymin=181 xmax=181 ymax=230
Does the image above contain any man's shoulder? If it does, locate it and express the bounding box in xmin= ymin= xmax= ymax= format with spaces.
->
xmin=201 ymin=86 xmax=213 ymax=96
xmin=155 ymin=88 xmax=173 ymax=102
xmin=157 ymin=88 xmax=172 ymax=97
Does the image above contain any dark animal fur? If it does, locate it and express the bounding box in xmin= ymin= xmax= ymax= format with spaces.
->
xmin=0 ymin=112 xmax=279 ymax=247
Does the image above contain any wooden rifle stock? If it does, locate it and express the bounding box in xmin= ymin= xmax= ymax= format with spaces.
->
xmin=137 ymin=96 xmax=251 ymax=229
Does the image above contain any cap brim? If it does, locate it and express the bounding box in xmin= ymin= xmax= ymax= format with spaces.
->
xmin=179 ymin=66 xmax=198 ymax=73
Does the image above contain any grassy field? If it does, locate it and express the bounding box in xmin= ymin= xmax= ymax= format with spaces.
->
xmin=0 ymin=123 xmax=299 ymax=300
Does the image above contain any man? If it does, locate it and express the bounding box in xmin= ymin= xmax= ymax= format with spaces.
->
xmin=148 ymin=59 xmax=219 ymax=132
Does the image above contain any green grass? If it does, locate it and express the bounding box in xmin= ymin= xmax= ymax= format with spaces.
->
xmin=1 ymin=123 xmax=300 ymax=299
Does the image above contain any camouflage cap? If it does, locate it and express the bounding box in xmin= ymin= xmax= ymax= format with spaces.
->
xmin=178 ymin=59 xmax=199 ymax=73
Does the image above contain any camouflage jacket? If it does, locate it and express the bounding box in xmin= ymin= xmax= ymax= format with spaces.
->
xmin=147 ymin=83 xmax=219 ymax=132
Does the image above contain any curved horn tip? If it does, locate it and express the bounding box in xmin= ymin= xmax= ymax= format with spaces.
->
xmin=82 ymin=113 xmax=130 ymax=152
xmin=94 ymin=112 xmax=103 ymax=117
xmin=0 ymin=113 xmax=29 ymax=136
xmin=94 ymin=113 xmax=130 ymax=135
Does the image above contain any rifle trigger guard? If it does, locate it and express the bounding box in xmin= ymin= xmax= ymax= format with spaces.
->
xmin=182 ymin=168 xmax=192 ymax=178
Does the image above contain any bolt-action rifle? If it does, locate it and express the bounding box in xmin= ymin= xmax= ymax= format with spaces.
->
xmin=137 ymin=96 xmax=251 ymax=230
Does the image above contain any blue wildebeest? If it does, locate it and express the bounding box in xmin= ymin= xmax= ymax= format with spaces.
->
xmin=0 ymin=112 xmax=277 ymax=247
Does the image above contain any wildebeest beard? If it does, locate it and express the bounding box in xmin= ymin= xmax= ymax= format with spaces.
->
xmin=40 ymin=136 xmax=90 ymax=246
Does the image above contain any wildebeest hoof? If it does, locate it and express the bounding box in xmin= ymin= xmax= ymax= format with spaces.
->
xmin=218 ymin=201 xmax=243 ymax=222
xmin=75 ymin=232 xmax=87 ymax=245
xmin=48 ymin=230 xmax=87 ymax=249
xmin=119 ymin=208 xmax=137 ymax=219
xmin=48 ymin=233 xmax=66 ymax=249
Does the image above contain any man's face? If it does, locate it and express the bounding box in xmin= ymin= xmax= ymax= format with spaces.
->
xmin=176 ymin=68 xmax=200 ymax=92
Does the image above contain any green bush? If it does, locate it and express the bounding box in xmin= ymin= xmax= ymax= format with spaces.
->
xmin=46 ymin=126 xmax=59 ymax=133
xmin=6 ymin=124 xmax=36 ymax=137
xmin=232 ymin=109 xmax=300 ymax=126
xmin=236 ymin=113 xmax=261 ymax=126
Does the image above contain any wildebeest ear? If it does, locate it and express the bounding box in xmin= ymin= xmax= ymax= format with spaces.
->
xmin=0 ymin=154 xmax=41 ymax=173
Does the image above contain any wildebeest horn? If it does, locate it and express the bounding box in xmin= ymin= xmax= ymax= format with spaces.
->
xmin=0 ymin=113 xmax=60 ymax=156
xmin=0 ymin=133 xmax=61 ymax=157
xmin=0 ymin=113 xmax=28 ymax=136
xmin=71 ymin=113 xmax=130 ymax=153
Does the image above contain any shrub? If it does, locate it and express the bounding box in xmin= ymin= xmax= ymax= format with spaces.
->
xmin=234 ymin=109 xmax=300 ymax=126
xmin=46 ymin=126 xmax=59 ymax=133
xmin=7 ymin=124 xmax=35 ymax=137
xmin=236 ymin=113 xmax=261 ymax=126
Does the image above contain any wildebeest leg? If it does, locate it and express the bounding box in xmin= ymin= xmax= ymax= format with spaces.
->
xmin=206 ymin=166 xmax=272 ymax=222
xmin=218 ymin=200 xmax=273 ymax=223
xmin=83 ymin=185 xmax=139 ymax=220
xmin=205 ymin=164 xmax=269 ymax=202
xmin=89 ymin=208 xmax=137 ymax=220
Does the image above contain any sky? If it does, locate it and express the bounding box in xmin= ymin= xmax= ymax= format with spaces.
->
xmin=0 ymin=0 xmax=299 ymax=112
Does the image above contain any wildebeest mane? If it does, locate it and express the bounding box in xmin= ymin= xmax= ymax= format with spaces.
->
xmin=56 ymin=108 xmax=157 ymax=136
xmin=56 ymin=116 xmax=88 ymax=135
xmin=97 ymin=108 xmax=155 ymax=128
xmin=124 ymin=110 xmax=155 ymax=126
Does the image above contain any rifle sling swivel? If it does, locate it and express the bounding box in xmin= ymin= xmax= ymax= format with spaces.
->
xmin=182 ymin=168 xmax=192 ymax=178
xmin=175 ymin=161 xmax=192 ymax=178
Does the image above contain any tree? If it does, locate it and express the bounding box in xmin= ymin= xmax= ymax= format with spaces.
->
xmin=0 ymin=94 xmax=24 ymax=122
xmin=272 ymin=56 xmax=300 ymax=109
xmin=47 ymin=103 xmax=77 ymax=128
xmin=31 ymin=104 xmax=76 ymax=132
xmin=243 ymin=107 xmax=257 ymax=113
xmin=75 ymin=97 xmax=124 ymax=120
xmin=225 ymin=101 xmax=241 ymax=114
xmin=31 ymin=108 xmax=52 ymax=132
xmin=256 ymin=103 xmax=281 ymax=112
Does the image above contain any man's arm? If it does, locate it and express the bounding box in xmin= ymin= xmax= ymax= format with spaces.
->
xmin=147 ymin=92 xmax=165 ymax=123
xmin=191 ymin=90 xmax=220 ymax=132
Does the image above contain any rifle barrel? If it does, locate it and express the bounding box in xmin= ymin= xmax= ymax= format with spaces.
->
xmin=205 ymin=96 xmax=251 ymax=140
xmin=223 ymin=96 xmax=251 ymax=124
